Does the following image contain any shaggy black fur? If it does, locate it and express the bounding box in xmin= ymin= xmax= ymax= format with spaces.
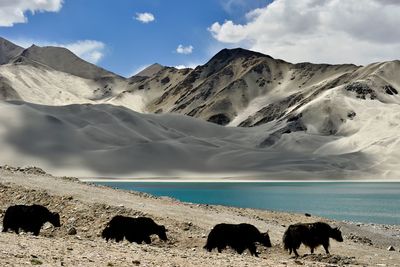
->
xmin=102 ymin=215 xmax=168 ymax=244
xmin=2 ymin=204 xmax=61 ymax=236
xmin=204 ymin=223 xmax=271 ymax=257
xmin=283 ymin=222 xmax=343 ymax=257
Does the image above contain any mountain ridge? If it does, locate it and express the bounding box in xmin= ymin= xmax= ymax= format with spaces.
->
xmin=0 ymin=36 xmax=399 ymax=178
xmin=0 ymin=37 xmax=24 ymax=65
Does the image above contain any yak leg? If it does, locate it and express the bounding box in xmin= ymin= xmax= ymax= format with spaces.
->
xmin=248 ymin=244 xmax=259 ymax=257
xmin=310 ymin=247 xmax=314 ymax=254
xmin=323 ymin=245 xmax=330 ymax=254
xmin=115 ymin=234 xmax=124 ymax=242
xmin=323 ymin=243 xmax=330 ymax=254
xmin=33 ymin=229 xmax=40 ymax=236
xmin=236 ymin=246 xmax=245 ymax=254
xmin=293 ymin=248 xmax=299 ymax=257
xmin=2 ymin=222 xmax=9 ymax=233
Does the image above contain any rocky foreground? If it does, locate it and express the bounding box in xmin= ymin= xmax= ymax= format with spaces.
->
xmin=0 ymin=167 xmax=400 ymax=266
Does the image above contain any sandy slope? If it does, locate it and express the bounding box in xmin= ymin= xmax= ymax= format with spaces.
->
xmin=1 ymin=100 xmax=395 ymax=179
xmin=0 ymin=168 xmax=399 ymax=266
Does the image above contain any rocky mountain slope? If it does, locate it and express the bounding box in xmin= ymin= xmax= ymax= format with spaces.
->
xmin=0 ymin=39 xmax=128 ymax=105
xmin=0 ymin=37 xmax=24 ymax=65
xmin=123 ymin=48 xmax=399 ymax=128
xmin=0 ymin=37 xmax=399 ymax=179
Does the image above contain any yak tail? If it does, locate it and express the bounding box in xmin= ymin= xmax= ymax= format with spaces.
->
xmin=282 ymin=228 xmax=292 ymax=251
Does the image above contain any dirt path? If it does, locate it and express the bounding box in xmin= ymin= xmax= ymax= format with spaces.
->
xmin=0 ymin=168 xmax=399 ymax=266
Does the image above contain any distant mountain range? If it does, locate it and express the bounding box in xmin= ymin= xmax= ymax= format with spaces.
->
xmin=0 ymin=37 xmax=399 ymax=179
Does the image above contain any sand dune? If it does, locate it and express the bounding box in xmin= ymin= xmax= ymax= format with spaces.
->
xmin=0 ymin=100 xmax=398 ymax=179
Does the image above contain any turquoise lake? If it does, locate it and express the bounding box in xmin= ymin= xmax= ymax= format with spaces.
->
xmin=94 ymin=182 xmax=400 ymax=225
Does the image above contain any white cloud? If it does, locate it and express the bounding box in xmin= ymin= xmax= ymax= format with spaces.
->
xmin=0 ymin=0 xmax=63 ymax=27
xmin=221 ymin=0 xmax=246 ymax=12
xmin=176 ymin=45 xmax=194 ymax=55
xmin=63 ymin=40 xmax=105 ymax=64
xmin=209 ymin=0 xmax=400 ymax=65
xmin=135 ymin=12 xmax=155 ymax=23
xmin=12 ymin=39 xmax=106 ymax=64
xmin=174 ymin=62 xmax=201 ymax=69
xmin=174 ymin=65 xmax=187 ymax=69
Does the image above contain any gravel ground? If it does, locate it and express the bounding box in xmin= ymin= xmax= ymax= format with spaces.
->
xmin=0 ymin=167 xmax=399 ymax=266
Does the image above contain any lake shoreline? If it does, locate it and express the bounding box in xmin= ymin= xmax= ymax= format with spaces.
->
xmin=81 ymin=178 xmax=400 ymax=183
xmin=92 ymin=180 xmax=400 ymax=225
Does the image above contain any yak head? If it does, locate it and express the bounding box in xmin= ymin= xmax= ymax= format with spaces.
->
xmin=331 ymin=227 xmax=343 ymax=242
xmin=50 ymin=212 xmax=61 ymax=227
xmin=157 ymin=225 xmax=168 ymax=241
xmin=260 ymin=231 xmax=272 ymax=247
xmin=102 ymin=226 xmax=112 ymax=240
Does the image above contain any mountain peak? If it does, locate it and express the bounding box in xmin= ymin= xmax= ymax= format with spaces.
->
xmin=135 ymin=63 xmax=165 ymax=77
xmin=0 ymin=37 xmax=24 ymax=65
xmin=16 ymin=44 xmax=118 ymax=80
xmin=210 ymin=48 xmax=271 ymax=63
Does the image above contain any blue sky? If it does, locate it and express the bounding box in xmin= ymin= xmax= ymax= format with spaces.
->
xmin=1 ymin=0 xmax=399 ymax=77
xmin=0 ymin=0 xmax=269 ymax=77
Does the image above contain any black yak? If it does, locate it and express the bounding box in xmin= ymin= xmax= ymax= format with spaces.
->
xmin=283 ymin=222 xmax=343 ymax=257
xmin=102 ymin=215 xmax=168 ymax=244
xmin=2 ymin=204 xmax=61 ymax=236
xmin=204 ymin=223 xmax=271 ymax=257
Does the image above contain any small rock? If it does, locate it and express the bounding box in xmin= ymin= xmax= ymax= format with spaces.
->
xmin=67 ymin=217 xmax=76 ymax=224
xmin=387 ymin=246 xmax=395 ymax=251
xmin=30 ymin=258 xmax=43 ymax=265
xmin=42 ymin=222 xmax=52 ymax=230
xmin=304 ymin=213 xmax=311 ymax=217
xmin=67 ymin=227 xmax=77 ymax=235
